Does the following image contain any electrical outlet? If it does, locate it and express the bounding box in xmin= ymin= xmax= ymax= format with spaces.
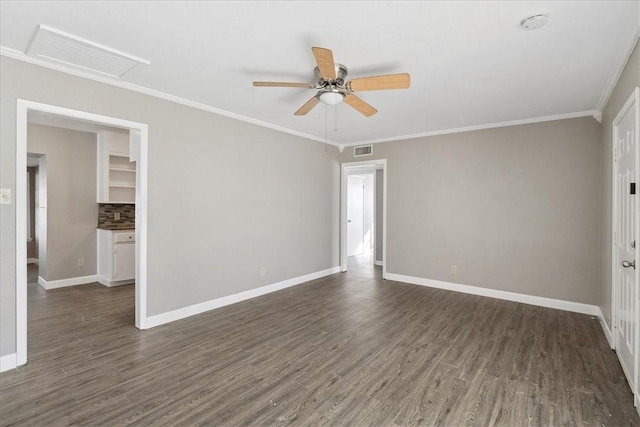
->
xmin=0 ymin=188 xmax=11 ymax=205
xmin=450 ymin=265 xmax=457 ymax=274
xmin=114 ymin=212 xmax=121 ymax=220
xmin=77 ymin=258 xmax=85 ymax=267
xmin=260 ymin=267 xmax=266 ymax=276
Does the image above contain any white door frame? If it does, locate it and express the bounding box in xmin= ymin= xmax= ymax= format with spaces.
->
xmin=15 ymin=99 xmax=150 ymax=367
xmin=341 ymin=159 xmax=387 ymax=277
xmin=611 ymin=87 xmax=640 ymax=406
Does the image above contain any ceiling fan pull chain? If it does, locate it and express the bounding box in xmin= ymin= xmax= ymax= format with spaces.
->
xmin=335 ymin=104 xmax=338 ymax=132
xmin=324 ymin=104 xmax=328 ymax=153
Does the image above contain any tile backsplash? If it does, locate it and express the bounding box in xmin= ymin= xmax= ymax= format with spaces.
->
xmin=98 ymin=204 xmax=135 ymax=229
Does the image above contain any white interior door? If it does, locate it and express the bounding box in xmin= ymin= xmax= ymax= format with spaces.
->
xmin=614 ymin=88 xmax=639 ymax=395
xmin=347 ymin=176 xmax=365 ymax=257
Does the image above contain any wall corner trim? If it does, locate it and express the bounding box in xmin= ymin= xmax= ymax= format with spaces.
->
xmin=38 ymin=275 xmax=98 ymax=290
xmin=597 ymin=307 xmax=615 ymax=349
xmin=0 ymin=353 xmax=18 ymax=373
xmin=140 ymin=266 xmax=341 ymax=329
xmin=385 ymin=272 xmax=600 ymax=316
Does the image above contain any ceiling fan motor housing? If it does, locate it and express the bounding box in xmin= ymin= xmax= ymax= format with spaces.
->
xmin=316 ymin=63 xmax=348 ymax=87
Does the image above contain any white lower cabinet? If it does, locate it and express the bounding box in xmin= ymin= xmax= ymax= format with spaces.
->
xmin=97 ymin=229 xmax=135 ymax=286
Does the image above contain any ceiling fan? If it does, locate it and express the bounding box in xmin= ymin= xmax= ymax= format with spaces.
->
xmin=253 ymin=47 xmax=410 ymax=117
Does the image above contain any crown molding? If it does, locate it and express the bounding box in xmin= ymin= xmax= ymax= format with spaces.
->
xmin=594 ymin=28 xmax=640 ymax=117
xmin=0 ymin=46 xmax=339 ymax=147
xmin=0 ymin=45 xmax=608 ymax=149
xmin=339 ymin=110 xmax=599 ymax=148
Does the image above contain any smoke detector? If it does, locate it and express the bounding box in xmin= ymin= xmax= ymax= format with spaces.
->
xmin=520 ymin=13 xmax=549 ymax=31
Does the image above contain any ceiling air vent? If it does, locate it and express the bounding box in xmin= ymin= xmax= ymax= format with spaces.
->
xmin=27 ymin=25 xmax=149 ymax=78
xmin=354 ymin=145 xmax=373 ymax=157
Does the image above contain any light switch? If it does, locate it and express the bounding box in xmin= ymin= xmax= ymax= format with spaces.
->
xmin=114 ymin=212 xmax=121 ymax=220
xmin=0 ymin=189 xmax=11 ymax=205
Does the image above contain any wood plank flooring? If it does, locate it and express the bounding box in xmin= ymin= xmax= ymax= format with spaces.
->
xmin=1 ymin=259 xmax=638 ymax=426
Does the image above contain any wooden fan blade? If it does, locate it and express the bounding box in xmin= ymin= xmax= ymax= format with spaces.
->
xmin=346 ymin=73 xmax=411 ymax=91
xmin=344 ymin=94 xmax=378 ymax=117
xmin=312 ymin=47 xmax=336 ymax=80
xmin=294 ymin=96 xmax=320 ymax=116
xmin=253 ymin=81 xmax=314 ymax=88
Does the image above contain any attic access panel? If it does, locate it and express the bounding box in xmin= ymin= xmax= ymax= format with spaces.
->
xmin=27 ymin=25 xmax=149 ymax=78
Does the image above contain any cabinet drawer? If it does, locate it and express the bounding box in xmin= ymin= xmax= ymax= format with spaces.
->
xmin=114 ymin=231 xmax=135 ymax=243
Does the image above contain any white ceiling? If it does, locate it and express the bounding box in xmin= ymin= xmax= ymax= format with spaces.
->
xmin=1 ymin=1 xmax=638 ymax=146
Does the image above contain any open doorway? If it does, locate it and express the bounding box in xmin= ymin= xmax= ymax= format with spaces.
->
xmin=341 ymin=159 xmax=387 ymax=277
xmin=347 ymin=173 xmax=377 ymax=257
xmin=25 ymin=153 xmax=44 ymax=288
xmin=26 ymin=122 xmax=107 ymax=291
xmin=26 ymin=156 xmax=41 ymax=289
xmin=15 ymin=100 xmax=149 ymax=368
xmin=347 ymin=175 xmax=367 ymax=258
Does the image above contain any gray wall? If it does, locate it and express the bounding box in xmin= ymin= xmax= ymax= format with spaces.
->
xmin=27 ymin=124 xmax=98 ymax=281
xmin=375 ymin=169 xmax=384 ymax=262
xmin=341 ymin=117 xmax=602 ymax=304
xmin=26 ymin=166 xmax=36 ymax=259
xmin=600 ymin=39 xmax=640 ymax=328
xmin=0 ymin=57 xmax=341 ymax=357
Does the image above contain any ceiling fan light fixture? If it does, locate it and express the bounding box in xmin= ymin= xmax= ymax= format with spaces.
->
xmin=319 ymin=91 xmax=345 ymax=105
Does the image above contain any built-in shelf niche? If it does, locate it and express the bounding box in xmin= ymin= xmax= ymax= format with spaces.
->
xmin=98 ymin=131 xmax=136 ymax=204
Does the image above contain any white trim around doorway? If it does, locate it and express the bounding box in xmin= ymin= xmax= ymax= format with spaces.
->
xmin=15 ymin=99 xmax=150 ymax=368
xmin=341 ymin=159 xmax=387 ymax=277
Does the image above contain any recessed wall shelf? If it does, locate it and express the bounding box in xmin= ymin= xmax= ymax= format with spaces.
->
xmin=98 ymin=130 xmax=136 ymax=204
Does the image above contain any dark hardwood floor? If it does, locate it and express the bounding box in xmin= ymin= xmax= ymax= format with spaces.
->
xmin=1 ymin=258 xmax=638 ymax=426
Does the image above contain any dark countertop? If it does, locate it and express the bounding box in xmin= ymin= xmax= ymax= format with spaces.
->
xmin=97 ymin=225 xmax=135 ymax=231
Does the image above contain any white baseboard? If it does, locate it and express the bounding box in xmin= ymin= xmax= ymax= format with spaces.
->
xmin=27 ymin=258 xmax=39 ymax=265
xmin=97 ymin=276 xmax=134 ymax=287
xmin=142 ymin=266 xmax=341 ymax=329
xmin=385 ymin=273 xmax=599 ymax=316
xmin=374 ymin=260 xmax=383 ymax=266
xmin=597 ymin=307 xmax=615 ymax=349
xmin=38 ymin=274 xmax=97 ymax=290
xmin=0 ymin=353 xmax=17 ymax=372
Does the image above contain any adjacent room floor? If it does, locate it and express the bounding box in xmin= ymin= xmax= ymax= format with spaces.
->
xmin=1 ymin=258 xmax=638 ymax=425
